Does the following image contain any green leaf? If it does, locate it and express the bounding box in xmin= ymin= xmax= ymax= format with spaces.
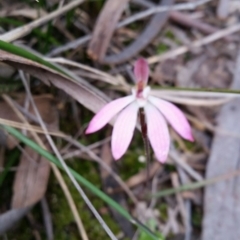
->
xmin=0 ymin=40 xmax=68 ymax=77
xmin=139 ymin=219 xmax=164 ymax=240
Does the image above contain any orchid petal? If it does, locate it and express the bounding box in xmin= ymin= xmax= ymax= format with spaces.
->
xmin=134 ymin=58 xmax=149 ymax=84
xmin=149 ymin=96 xmax=194 ymax=141
xmin=111 ymin=102 xmax=139 ymax=160
xmin=85 ymin=96 xmax=134 ymax=134
xmin=144 ymin=103 xmax=170 ymax=163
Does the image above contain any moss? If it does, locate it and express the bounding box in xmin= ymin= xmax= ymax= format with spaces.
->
xmin=184 ymin=140 xmax=196 ymax=150
xmin=159 ymin=203 xmax=168 ymax=222
xmin=165 ymin=30 xmax=175 ymax=40
xmin=117 ymin=133 xmax=148 ymax=180
xmin=47 ymin=159 xmax=122 ymax=239
xmin=192 ymin=206 xmax=202 ymax=227
xmin=7 ymin=220 xmax=34 ymax=240
xmin=157 ymin=43 xmax=169 ymax=54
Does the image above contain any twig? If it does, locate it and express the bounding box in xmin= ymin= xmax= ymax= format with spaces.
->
xmin=118 ymin=0 xmax=213 ymax=28
xmin=167 ymin=206 xmax=180 ymax=234
xmin=62 ymin=137 xmax=111 ymax=159
xmin=151 ymin=169 xmax=240 ymax=198
xmin=170 ymin=147 xmax=203 ymax=181
xmin=41 ymin=197 xmax=53 ymax=240
xmin=148 ymin=22 xmax=240 ymax=64
xmin=45 ymin=57 xmax=119 ymax=85
xmin=149 ymin=167 xmax=162 ymax=209
xmin=177 ymin=167 xmax=192 ymax=240
xmin=0 ymin=0 xmax=86 ymax=42
xmin=0 ymin=118 xmax=65 ymax=137
xmin=47 ymin=35 xmax=91 ymax=57
xmin=171 ymin=173 xmax=187 ymax=230
xmin=184 ymin=201 xmax=192 ymax=240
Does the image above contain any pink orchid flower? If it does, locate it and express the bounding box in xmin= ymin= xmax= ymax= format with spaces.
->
xmin=86 ymin=58 xmax=193 ymax=163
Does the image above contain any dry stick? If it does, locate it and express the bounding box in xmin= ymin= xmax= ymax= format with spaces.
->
xmin=0 ymin=118 xmax=65 ymax=137
xmin=148 ymin=22 xmax=240 ymax=64
xmin=0 ymin=0 xmax=86 ymax=42
xmin=177 ymin=166 xmax=192 ymax=240
xmin=41 ymin=197 xmax=54 ymax=240
xmin=47 ymin=35 xmax=91 ymax=57
xmin=171 ymin=173 xmax=187 ymax=230
xmin=45 ymin=57 xmax=118 ymax=85
xmin=170 ymin=148 xmax=203 ymax=182
xmin=152 ymin=169 xmax=240 ymax=198
xmin=133 ymin=0 xmax=233 ymax=41
xmin=19 ymin=75 xmax=117 ymax=240
xmin=118 ymin=0 xmax=213 ymax=28
xmin=2 ymin=94 xmax=89 ymax=240
xmin=186 ymin=114 xmax=240 ymax=139
xmin=62 ymin=137 xmax=111 ymax=159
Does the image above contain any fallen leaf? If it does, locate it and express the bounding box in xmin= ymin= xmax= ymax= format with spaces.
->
xmin=0 ymin=207 xmax=31 ymax=234
xmin=11 ymin=95 xmax=58 ymax=209
xmin=88 ymin=0 xmax=130 ymax=61
xmin=0 ymin=50 xmax=109 ymax=115
xmin=11 ymin=146 xmax=51 ymax=208
xmin=0 ymin=95 xmax=57 ymax=149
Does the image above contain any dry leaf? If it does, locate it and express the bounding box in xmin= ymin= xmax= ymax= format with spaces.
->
xmin=11 ymin=95 xmax=58 ymax=209
xmin=88 ymin=0 xmax=130 ymax=61
xmin=11 ymin=146 xmax=51 ymax=208
xmin=0 ymin=50 xmax=109 ymax=115
xmin=0 ymin=95 xmax=57 ymax=148
xmin=0 ymin=207 xmax=31 ymax=234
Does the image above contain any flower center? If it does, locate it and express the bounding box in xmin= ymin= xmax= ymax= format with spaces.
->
xmin=131 ymin=85 xmax=151 ymax=108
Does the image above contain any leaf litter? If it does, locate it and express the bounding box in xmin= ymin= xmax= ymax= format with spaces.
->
xmin=1 ymin=0 xmax=240 ymax=239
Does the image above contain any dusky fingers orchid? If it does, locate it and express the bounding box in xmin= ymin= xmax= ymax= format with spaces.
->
xmin=85 ymin=58 xmax=193 ymax=163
